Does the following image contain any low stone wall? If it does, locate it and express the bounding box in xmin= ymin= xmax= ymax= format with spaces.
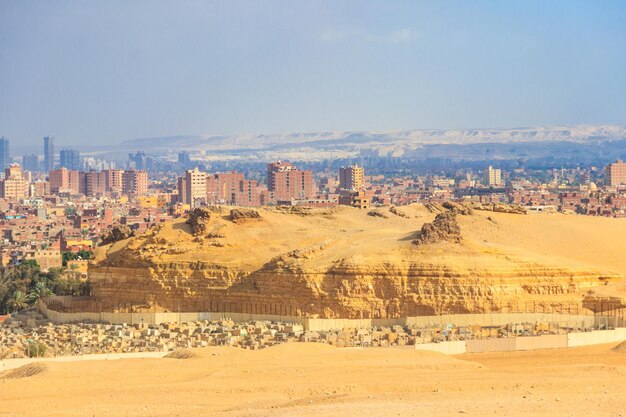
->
xmin=405 ymin=313 xmax=594 ymax=329
xmin=40 ymin=304 xmax=305 ymax=327
xmin=567 ymin=328 xmax=626 ymax=347
xmin=466 ymin=337 xmax=517 ymax=353
xmin=515 ymin=334 xmax=568 ymax=351
xmin=40 ymin=301 xmax=597 ymax=331
xmin=415 ymin=341 xmax=466 ymax=355
xmin=465 ymin=334 xmax=568 ymax=353
xmin=418 ymin=331 xmax=622 ymax=355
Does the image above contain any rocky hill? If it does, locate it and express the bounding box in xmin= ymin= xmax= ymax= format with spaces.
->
xmin=89 ymin=204 xmax=624 ymax=318
xmin=116 ymin=125 xmax=626 ymax=162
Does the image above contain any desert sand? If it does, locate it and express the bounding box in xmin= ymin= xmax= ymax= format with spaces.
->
xmin=2 ymin=342 xmax=625 ymax=417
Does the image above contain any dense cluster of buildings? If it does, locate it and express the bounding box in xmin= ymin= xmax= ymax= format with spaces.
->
xmin=48 ymin=168 xmax=148 ymax=197
xmin=178 ymin=161 xmax=320 ymax=208
xmin=2 ymin=131 xmax=626 ymax=270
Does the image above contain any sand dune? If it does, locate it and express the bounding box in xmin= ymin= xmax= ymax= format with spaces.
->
xmin=1 ymin=342 xmax=625 ymax=416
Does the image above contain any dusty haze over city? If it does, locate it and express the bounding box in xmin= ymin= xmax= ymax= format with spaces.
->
xmin=2 ymin=2 xmax=626 ymax=417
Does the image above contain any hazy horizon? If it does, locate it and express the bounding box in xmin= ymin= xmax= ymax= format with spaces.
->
xmin=2 ymin=1 xmax=626 ymax=149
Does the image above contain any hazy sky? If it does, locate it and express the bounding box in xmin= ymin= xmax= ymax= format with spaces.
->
xmin=1 ymin=1 xmax=626 ymax=149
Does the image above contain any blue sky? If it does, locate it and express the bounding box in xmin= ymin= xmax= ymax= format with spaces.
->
xmin=1 ymin=1 xmax=626 ymax=149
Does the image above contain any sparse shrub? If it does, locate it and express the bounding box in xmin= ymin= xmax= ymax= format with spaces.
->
xmin=25 ymin=341 xmax=47 ymax=358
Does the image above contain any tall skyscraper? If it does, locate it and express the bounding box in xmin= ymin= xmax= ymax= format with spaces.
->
xmin=0 ymin=137 xmax=9 ymax=171
xmin=43 ymin=136 xmax=55 ymax=172
xmin=178 ymin=151 xmax=191 ymax=168
xmin=60 ymin=148 xmax=81 ymax=170
xmin=128 ymin=151 xmax=147 ymax=170
xmin=22 ymin=154 xmax=39 ymax=172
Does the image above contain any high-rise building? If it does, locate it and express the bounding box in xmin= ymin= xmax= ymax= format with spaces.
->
xmin=49 ymin=167 xmax=80 ymax=195
xmin=60 ymin=149 xmax=81 ymax=170
xmin=82 ymin=171 xmax=106 ymax=196
xmin=103 ymin=169 xmax=124 ymax=194
xmin=177 ymin=176 xmax=187 ymax=204
xmin=184 ymin=167 xmax=207 ymax=207
xmin=266 ymin=161 xmax=293 ymax=191
xmin=266 ymin=161 xmax=314 ymax=201
xmin=484 ymin=166 xmax=502 ymax=186
xmin=30 ymin=180 xmax=49 ymax=197
xmin=0 ymin=163 xmax=28 ymax=199
xmin=128 ymin=151 xmax=147 ymax=170
xmin=339 ymin=164 xmax=365 ymax=190
xmin=206 ymin=171 xmax=245 ymax=204
xmin=43 ymin=136 xmax=55 ymax=172
xmin=234 ymin=179 xmax=268 ymax=207
xmin=122 ymin=169 xmax=148 ymax=195
xmin=178 ymin=151 xmax=191 ymax=168
xmin=0 ymin=137 xmax=9 ymax=171
xmin=22 ymin=154 xmax=39 ymax=173
xmin=605 ymin=160 xmax=626 ymax=186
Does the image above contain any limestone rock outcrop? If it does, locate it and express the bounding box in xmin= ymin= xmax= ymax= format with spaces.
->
xmin=89 ymin=204 xmax=622 ymax=318
xmin=472 ymin=203 xmax=527 ymax=215
xmin=230 ymin=209 xmax=261 ymax=224
xmin=367 ymin=209 xmax=388 ymax=218
xmin=99 ymin=225 xmax=135 ymax=245
xmin=186 ymin=208 xmax=212 ymax=236
xmin=413 ymin=212 xmax=462 ymax=246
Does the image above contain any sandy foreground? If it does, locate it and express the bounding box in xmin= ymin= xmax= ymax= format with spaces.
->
xmin=1 ymin=342 xmax=625 ymax=417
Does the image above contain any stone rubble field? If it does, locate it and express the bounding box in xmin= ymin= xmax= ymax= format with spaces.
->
xmin=1 ymin=309 xmax=575 ymax=359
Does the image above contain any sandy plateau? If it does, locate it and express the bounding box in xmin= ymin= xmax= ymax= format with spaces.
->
xmin=1 ymin=342 xmax=626 ymax=416
xmin=89 ymin=204 xmax=626 ymax=316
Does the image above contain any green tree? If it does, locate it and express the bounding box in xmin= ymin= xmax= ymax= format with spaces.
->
xmin=62 ymin=250 xmax=93 ymax=266
xmin=22 ymin=259 xmax=40 ymax=272
xmin=28 ymin=282 xmax=53 ymax=304
xmin=7 ymin=290 xmax=29 ymax=313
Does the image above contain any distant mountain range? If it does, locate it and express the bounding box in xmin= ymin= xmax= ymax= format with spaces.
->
xmin=116 ymin=124 xmax=626 ymax=162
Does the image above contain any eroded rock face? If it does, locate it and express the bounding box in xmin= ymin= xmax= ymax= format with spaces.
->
xmin=473 ymin=203 xmax=527 ymax=215
xmin=230 ymin=209 xmax=261 ymax=224
xmin=186 ymin=208 xmax=212 ymax=235
xmin=442 ymin=201 xmax=474 ymax=215
xmin=367 ymin=210 xmax=388 ymax=218
xmin=100 ymin=225 xmax=135 ymax=245
xmin=89 ymin=260 xmax=615 ymax=318
xmin=389 ymin=206 xmax=410 ymax=218
xmin=413 ymin=212 xmax=462 ymax=246
xmin=89 ymin=205 xmax=621 ymax=319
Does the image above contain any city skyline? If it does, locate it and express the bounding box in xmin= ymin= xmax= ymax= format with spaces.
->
xmin=2 ymin=1 xmax=626 ymax=148
xmin=2 ymin=3 xmax=626 ymax=414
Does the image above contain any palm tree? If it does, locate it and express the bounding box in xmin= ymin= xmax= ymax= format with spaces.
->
xmin=28 ymin=282 xmax=53 ymax=304
xmin=7 ymin=290 xmax=29 ymax=313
